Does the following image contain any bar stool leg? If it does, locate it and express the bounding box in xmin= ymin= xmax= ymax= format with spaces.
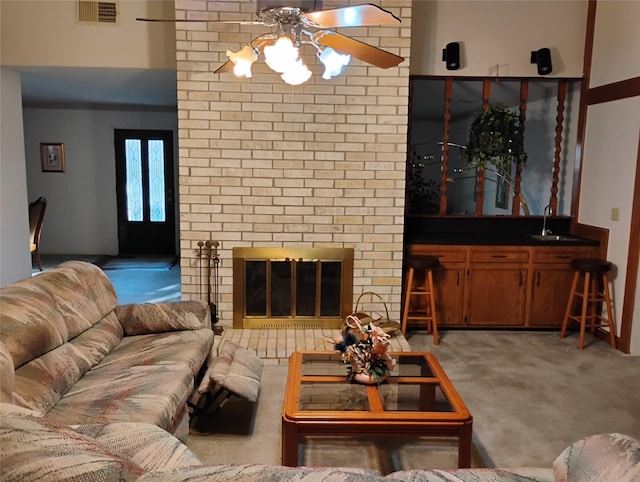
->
xmin=578 ymin=272 xmax=591 ymax=350
xmin=589 ymin=276 xmax=599 ymax=336
xmin=602 ymin=273 xmax=616 ymax=349
xmin=401 ymin=267 xmax=415 ymax=335
xmin=560 ymin=270 xmax=580 ymax=339
xmin=427 ymin=269 xmax=439 ymax=345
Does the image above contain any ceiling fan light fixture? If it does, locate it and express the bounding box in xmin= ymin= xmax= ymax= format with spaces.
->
xmin=264 ymin=37 xmax=300 ymax=74
xmin=318 ymin=47 xmax=350 ymax=79
xmin=280 ymin=60 xmax=312 ymax=85
xmin=139 ymin=4 xmax=405 ymax=84
xmin=227 ymin=45 xmax=258 ymax=78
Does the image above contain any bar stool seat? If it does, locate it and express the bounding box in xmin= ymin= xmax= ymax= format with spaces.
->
xmin=401 ymin=255 xmax=440 ymax=344
xmin=560 ymin=258 xmax=616 ymax=350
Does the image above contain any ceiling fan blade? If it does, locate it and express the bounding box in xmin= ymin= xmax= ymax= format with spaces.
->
xmin=301 ymin=4 xmax=400 ymax=28
xmin=136 ymin=17 xmax=264 ymax=25
xmin=214 ymin=61 xmax=234 ymax=74
xmin=313 ymin=31 xmax=404 ymax=69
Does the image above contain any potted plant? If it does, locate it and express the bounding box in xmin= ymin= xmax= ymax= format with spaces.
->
xmin=462 ymin=103 xmax=527 ymax=170
xmin=331 ymin=315 xmax=396 ymax=384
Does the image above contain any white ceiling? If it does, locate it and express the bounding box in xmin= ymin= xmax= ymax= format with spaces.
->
xmin=16 ymin=66 xmax=177 ymax=109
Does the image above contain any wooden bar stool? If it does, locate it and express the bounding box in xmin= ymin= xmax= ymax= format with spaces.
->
xmin=560 ymin=258 xmax=616 ymax=350
xmin=401 ymin=255 xmax=440 ymax=345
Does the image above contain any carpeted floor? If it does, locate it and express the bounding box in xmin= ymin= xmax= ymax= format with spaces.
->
xmin=186 ymin=330 xmax=640 ymax=473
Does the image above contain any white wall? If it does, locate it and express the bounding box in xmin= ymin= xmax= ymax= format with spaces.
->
xmin=0 ymin=69 xmax=31 ymax=285
xmin=23 ymin=107 xmax=178 ymax=254
xmin=589 ymin=1 xmax=640 ymax=88
xmin=0 ymin=0 xmax=176 ymax=69
xmin=411 ymin=1 xmax=587 ymax=77
xmin=580 ymin=0 xmax=640 ymax=353
xmin=579 ymin=99 xmax=639 ymax=349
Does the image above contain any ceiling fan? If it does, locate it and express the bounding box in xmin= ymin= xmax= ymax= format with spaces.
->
xmin=137 ymin=3 xmax=404 ymax=85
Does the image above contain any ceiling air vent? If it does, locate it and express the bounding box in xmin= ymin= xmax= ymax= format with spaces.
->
xmin=77 ymin=1 xmax=118 ymax=24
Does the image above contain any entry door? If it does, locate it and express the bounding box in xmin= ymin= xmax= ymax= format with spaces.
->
xmin=114 ymin=130 xmax=175 ymax=255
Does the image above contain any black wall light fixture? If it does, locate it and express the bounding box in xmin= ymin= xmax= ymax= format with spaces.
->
xmin=442 ymin=42 xmax=460 ymax=70
xmin=530 ymin=47 xmax=553 ymax=75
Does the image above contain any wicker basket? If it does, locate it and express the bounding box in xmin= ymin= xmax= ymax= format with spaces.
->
xmin=345 ymin=291 xmax=400 ymax=334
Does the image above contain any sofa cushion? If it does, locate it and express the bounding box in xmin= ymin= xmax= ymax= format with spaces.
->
xmin=47 ymin=364 xmax=194 ymax=432
xmin=73 ymin=422 xmax=202 ymax=471
xmin=116 ymin=301 xmax=211 ymax=335
xmin=0 ymin=403 xmax=144 ymax=481
xmin=93 ymin=329 xmax=214 ymax=377
xmin=553 ymin=432 xmax=640 ymax=482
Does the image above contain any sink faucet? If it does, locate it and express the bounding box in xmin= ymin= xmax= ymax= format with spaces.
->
xmin=541 ymin=205 xmax=552 ymax=236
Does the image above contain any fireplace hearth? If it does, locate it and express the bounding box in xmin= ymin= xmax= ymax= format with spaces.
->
xmin=232 ymin=247 xmax=354 ymax=329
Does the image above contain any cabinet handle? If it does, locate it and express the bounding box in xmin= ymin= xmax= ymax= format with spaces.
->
xmin=536 ymin=272 xmax=541 ymax=287
xmin=519 ymin=272 xmax=523 ymax=286
xmin=456 ymin=272 xmax=460 ymax=286
xmin=555 ymin=255 xmax=571 ymax=259
xmin=492 ymin=254 xmax=508 ymax=258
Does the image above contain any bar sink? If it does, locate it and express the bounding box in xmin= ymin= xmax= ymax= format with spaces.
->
xmin=528 ymin=234 xmax=581 ymax=242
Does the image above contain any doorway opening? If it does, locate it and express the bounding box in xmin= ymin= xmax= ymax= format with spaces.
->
xmin=114 ymin=129 xmax=176 ymax=255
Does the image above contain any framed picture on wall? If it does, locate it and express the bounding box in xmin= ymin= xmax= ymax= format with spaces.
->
xmin=40 ymin=143 xmax=65 ymax=172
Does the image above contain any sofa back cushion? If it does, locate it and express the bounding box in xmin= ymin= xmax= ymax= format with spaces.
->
xmin=0 ymin=261 xmax=121 ymax=412
xmin=34 ymin=261 xmax=118 ymax=339
xmin=0 ymin=343 xmax=14 ymax=403
xmin=0 ymin=283 xmax=67 ymax=368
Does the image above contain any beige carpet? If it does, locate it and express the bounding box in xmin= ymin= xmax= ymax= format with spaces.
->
xmin=187 ymin=365 xmax=483 ymax=474
xmin=186 ymin=330 xmax=640 ymax=473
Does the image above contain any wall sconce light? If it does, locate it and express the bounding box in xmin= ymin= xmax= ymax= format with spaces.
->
xmin=442 ymin=42 xmax=460 ymax=70
xmin=530 ymin=47 xmax=553 ymax=75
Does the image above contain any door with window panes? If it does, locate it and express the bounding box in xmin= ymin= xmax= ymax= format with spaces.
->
xmin=114 ymin=130 xmax=175 ymax=254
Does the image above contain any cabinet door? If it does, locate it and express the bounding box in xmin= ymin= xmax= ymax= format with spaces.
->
xmin=529 ymin=267 xmax=575 ymax=327
xmin=433 ymin=266 xmax=465 ymax=326
xmin=405 ymin=245 xmax=467 ymax=328
xmin=467 ymin=265 xmax=527 ymax=326
xmin=528 ymin=247 xmax=595 ymax=327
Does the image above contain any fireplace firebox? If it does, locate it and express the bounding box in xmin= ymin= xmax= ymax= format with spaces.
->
xmin=232 ymin=247 xmax=354 ymax=329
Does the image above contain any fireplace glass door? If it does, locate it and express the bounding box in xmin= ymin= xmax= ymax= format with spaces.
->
xmin=233 ymin=248 xmax=354 ymax=329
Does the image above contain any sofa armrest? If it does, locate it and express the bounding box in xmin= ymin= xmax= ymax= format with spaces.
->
xmin=138 ymin=464 xmax=384 ymax=481
xmin=116 ymin=301 xmax=211 ymax=335
xmin=553 ymin=433 xmax=640 ymax=482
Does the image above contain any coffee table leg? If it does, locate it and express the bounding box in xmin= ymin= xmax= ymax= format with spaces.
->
xmin=281 ymin=418 xmax=299 ymax=466
xmin=457 ymin=420 xmax=473 ymax=468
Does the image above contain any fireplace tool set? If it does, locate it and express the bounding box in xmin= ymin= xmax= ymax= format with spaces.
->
xmin=196 ymin=240 xmax=220 ymax=327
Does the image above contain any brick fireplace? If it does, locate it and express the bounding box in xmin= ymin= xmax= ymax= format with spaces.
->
xmin=175 ymin=0 xmax=412 ymax=326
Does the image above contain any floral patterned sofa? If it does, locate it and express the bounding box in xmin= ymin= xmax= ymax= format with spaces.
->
xmin=1 ymin=402 xmax=639 ymax=481
xmin=0 ymin=261 xmax=214 ymax=442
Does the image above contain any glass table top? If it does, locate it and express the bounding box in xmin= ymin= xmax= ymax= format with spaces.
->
xmin=292 ymin=352 xmax=460 ymax=415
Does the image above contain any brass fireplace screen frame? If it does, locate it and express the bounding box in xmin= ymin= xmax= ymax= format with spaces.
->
xmin=232 ymin=247 xmax=354 ymax=329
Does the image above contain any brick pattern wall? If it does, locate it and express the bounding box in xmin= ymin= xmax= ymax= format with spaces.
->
xmin=175 ymin=0 xmax=412 ymax=326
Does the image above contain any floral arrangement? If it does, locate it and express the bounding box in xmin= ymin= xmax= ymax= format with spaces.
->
xmin=331 ymin=315 xmax=396 ymax=384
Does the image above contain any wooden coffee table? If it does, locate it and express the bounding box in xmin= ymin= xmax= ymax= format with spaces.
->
xmin=282 ymin=351 xmax=473 ymax=468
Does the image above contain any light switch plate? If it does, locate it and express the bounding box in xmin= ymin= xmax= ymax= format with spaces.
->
xmin=611 ymin=208 xmax=620 ymax=221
